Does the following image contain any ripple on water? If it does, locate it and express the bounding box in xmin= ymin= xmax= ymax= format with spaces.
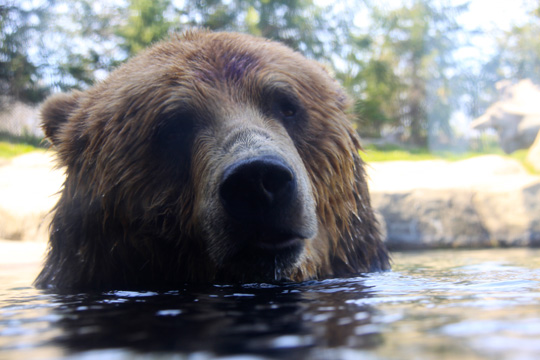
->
xmin=0 ymin=248 xmax=539 ymax=360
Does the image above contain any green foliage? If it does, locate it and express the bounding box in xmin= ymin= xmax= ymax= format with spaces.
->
xmin=348 ymin=58 xmax=404 ymax=138
xmin=43 ymin=0 xmax=334 ymax=88
xmin=494 ymin=22 xmax=540 ymax=84
xmin=351 ymin=0 xmax=467 ymax=146
xmin=179 ymin=0 xmax=330 ymax=59
xmin=49 ymin=0 xmax=125 ymax=90
xmin=116 ymin=0 xmax=173 ymax=56
xmin=0 ymin=2 xmax=50 ymax=108
xmin=244 ymin=0 xmax=327 ymax=58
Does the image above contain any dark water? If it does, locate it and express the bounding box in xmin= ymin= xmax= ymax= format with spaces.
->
xmin=1 ymin=249 xmax=539 ymax=360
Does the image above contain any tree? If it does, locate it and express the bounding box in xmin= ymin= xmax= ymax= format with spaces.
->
xmin=178 ymin=0 xmax=330 ymax=59
xmin=116 ymin=0 xmax=173 ymax=56
xmin=336 ymin=34 xmax=404 ymax=138
xmin=1 ymin=0 xmax=479 ymax=149
xmin=361 ymin=0 xmax=467 ymax=146
xmin=31 ymin=0 xmax=126 ymax=91
xmin=494 ymin=22 xmax=540 ymax=84
xmin=0 ymin=2 xmax=50 ymax=109
xmin=1 ymin=0 xmax=332 ymax=95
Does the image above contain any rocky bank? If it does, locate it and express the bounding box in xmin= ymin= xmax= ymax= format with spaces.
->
xmin=368 ymin=156 xmax=540 ymax=249
xmin=1 ymin=152 xmax=539 ymax=250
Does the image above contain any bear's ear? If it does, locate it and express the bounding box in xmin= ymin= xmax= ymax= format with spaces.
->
xmin=41 ymin=92 xmax=82 ymax=146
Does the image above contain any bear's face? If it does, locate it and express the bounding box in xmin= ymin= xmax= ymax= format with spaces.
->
xmin=38 ymin=31 xmax=388 ymax=289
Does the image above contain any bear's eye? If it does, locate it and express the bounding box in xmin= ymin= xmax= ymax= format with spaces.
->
xmin=271 ymin=91 xmax=301 ymax=122
xmin=277 ymin=98 xmax=297 ymax=118
xmin=154 ymin=112 xmax=196 ymax=165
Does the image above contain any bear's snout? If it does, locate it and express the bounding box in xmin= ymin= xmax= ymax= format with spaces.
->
xmin=219 ymin=155 xmax=308 ymax=247
xmin=220 ymin=155 xmax=297 ymax=224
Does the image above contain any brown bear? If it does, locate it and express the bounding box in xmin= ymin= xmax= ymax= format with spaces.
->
xmin=35 ymin=30 xmax=390 ymax=290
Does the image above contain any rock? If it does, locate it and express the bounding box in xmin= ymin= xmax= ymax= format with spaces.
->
xmin=474 ymin=182 xmax=540 ymax=247
xmin=368 ymin=155 xmax=540 ymax=249
xmin=0 ymin=152 xmax=64 ymax=241
xmin=372 ymin=190 xmax=491 ymax=249
xmin=527 ymin=130 xmax=540 ymax=171
xmin=471 ymin=79 xmax=540 ymax=153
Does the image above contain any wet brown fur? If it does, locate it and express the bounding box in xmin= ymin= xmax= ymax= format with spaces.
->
xmin=35 ymin=31 xmax=390 ymax=290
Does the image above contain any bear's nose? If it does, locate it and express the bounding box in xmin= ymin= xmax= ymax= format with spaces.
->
xmin=219 ymin=156 xmax=297 ymax=225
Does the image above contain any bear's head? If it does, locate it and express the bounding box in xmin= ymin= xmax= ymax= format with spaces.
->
xmin=36 ymin=31 xmax=389 ymax=290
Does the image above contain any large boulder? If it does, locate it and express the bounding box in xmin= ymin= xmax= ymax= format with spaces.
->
xmin=471 ymin=79 xmax=540 ymax=153
xmin=368 ymin=156 xmax=540 ymax=249
xmin=372 ymin=189 xmax=491 ymax=249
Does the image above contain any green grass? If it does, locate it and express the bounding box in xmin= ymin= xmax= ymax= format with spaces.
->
xmin=360 ymin=143 xmax=539 ymax=174
xmin=360 ymin=144 xmax=437 ymax=162
xmin=0 ymin=141 xmax=42 ymax=158
xmin=0 ymin=132 xmax=46 ymax=159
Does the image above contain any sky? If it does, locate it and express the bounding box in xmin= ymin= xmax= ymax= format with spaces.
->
xmin=455 ymin=0 xmax=534 ymax=65
xmin=459 ymin=0 xmax=531 ymax=31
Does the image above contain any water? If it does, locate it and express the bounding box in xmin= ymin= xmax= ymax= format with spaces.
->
xmin=1 ymin=248 xmax=539 ymax=360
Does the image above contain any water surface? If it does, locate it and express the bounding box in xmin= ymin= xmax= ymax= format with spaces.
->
xmin=1 ymin=248 xmax=539 ymax=359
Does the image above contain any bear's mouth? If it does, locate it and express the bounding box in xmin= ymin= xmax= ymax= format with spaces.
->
xmin=255 ymin=233 xmax=304 ymax=251
xmin=228 ymin=223 xmax=310 ymax=253
xmin=214 ymin=230 xmax=306 ymax=283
